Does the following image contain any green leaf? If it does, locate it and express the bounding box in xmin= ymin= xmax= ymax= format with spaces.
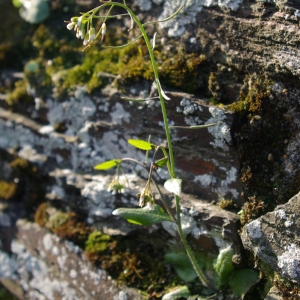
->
xmin=112 ymin=204 xmax=173 ymax=226
xmin=162 ymin=286 xmax=190 ymax=300
xmin=164 ymin=252 xmax=198 ymax=282
xmin=155 ymin=156 xmax=169 ymax=168
xmin=213 ymin=247 xmax=234 ymax=287
xmin=94 ymin=159 xmax=121 ymax=170
xmin=229 ymin=269 xmax=259 ymax=297
xmin=164 ymin=178 xmax=182 ymax=196
xmin=12 ymin=0 xmax=22 ymax=8
xmin=128 ymin=139 xmax=156 ymax=151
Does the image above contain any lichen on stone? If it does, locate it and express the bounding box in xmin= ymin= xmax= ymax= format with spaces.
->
xmin=246 ymin=219 xmax=262 ymax=239
xmin=157 ymin=0 xmax=244 ymax=37
xmin=206 ymin=107 xmax=232 ymax=150
xmin=278 ymin=243 xmax=300 ymax=280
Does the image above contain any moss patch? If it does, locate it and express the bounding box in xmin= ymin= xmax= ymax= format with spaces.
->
xmin=274 ymin=273 xmax=300 ymax=300
xmin=0 ymin=181 xmax=18 ymax=201
xmin=8 ymin=157 xmax=47 ymax=211
xmin=229 ymin=75 xmax=291 ymax=222
xmin=34 ymin=202 xmax=188 ymax=298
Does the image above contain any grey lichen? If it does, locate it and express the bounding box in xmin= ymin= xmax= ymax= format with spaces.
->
xmin=246 ymin=219 xmax=262 ymax=239
xmin=157 ymin=0 xmax=244 ymax=37
xmin=81 ymin=176 xmax=117 ymax=219
xmin=278 ymin=243 xmax=300 ymax=280
xmin=206 ymin=107 xmax=232 ymax=150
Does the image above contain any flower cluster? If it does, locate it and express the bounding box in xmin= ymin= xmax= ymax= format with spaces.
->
xmin=137 ymin=186 xmax=155 ymax=207
xmin=107 ymin=178 xmax=125 ymax=195
xmin=66 ymin=16 xmax=106 ymax=46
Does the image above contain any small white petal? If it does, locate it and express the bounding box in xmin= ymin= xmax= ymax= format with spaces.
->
xmin=77 ymin=16 xmax=82 ymax=26
xmin=67 ymin=23 xmax=74 ymax=30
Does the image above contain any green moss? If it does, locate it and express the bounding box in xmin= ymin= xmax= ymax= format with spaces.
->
xmin=6 ymin=80 xmax=33 ymax=106
xmin=8 ymin=157 xmax=46 ymax=210
xmin=274 ymin=273 xmax=300 ymax=299
xmin=85 ymin=231 xmax=111 ymax=253
xmin=229 ymin=76 xmax=272 ymax=115
xmin=34 ymin=205 xmax=181 ymax=297
xmin=48 ymin=31 xmax=210 ymax=96
xmin=218 ymin=198 xmax=235 ymax=210
xmin=46 ymin=211 xmax=70 ymax=229
xmin=229 ymin=75 xmax=291 ymax=216
xmin=158 ymin=52 xmax=207 ymax=94
xmin=53 ymin=122 xmax=67 ymax=133
xmin=0 ymin=181 xmax=18 ymax=201
xmin=208 ymin=72 xmax=221 ymax=101
xmin=35 ymin=205 xmax=92 ymax=248
xmin=51 ymin=212 xmax=92 ymax=248
xmin=34 ymin=202 xmax=49 ymax=227
xmin=9 ymin=157 xmax=29 ymax=170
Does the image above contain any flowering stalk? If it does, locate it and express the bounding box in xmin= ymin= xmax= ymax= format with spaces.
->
xmin=67 ymin=1 xmax=213 ymax=290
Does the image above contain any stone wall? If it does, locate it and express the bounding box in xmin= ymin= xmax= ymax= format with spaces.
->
xmin=0 ymin=0 xmax=300 ymax=299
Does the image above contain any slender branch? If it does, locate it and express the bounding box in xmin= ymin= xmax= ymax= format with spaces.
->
xmin=143 ymin=4 xmax=184 ymax=27
xmin=102 ymin=34 xmax=142 ymax=49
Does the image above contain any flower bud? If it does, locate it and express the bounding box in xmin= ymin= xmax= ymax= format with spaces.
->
xmin=101 ymin=23 xmax=107 ymax=35
xmin=89 ymin=27 xmax=96 ymax=41
xmin=77 ymin=16 xmax=83 ymax=27
xmin=67 ymin=22 xmax=75 ymax=30
xmin=83 ymin=32 xmax=89 ymax=45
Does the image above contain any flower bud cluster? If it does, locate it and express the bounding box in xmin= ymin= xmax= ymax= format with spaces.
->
xmin=107 ymin=178 xmax=125 ymax=195
xmin=137 ymin=186 xmax=155 ymax=207
xmin=66 ymin=15 xmax=106 ymax=46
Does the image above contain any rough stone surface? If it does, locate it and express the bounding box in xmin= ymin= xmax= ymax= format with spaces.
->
xmin=0 ymin=220 xmax=143 ymax=300
xmin=0 ymin=87 xmax=242 ymax=206
xmin=0 ymin=0 xmax=300 ymax=298
xmin=264 ymin=286 xmax=284 ymax=300
xmin=241 ymin=191 xmax=300 ymax=284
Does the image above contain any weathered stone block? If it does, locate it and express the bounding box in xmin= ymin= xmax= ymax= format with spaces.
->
xmin=241 ymin=192 xmax=300 ymax=284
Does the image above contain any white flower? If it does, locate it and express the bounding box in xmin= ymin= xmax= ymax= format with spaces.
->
xmin=76 ymin=29 xmax=82 ymax=39
xmin=83 ymin=33 xmax=89 ymax=45
xmin=138 ymin=188 xmax=146 ymax=207
xmin=89 ymin=27 xmax=95 ymax=41
xmin=67 ymin=22 xmax=75 ymax=30
xmin=77 ymin=16 xmax=82 ymax=27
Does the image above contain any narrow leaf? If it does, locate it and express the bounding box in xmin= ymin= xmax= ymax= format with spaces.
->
xmin=128 ymin=139 xmax=156 ymax=151
xmin=121 ymin=96 xmax=159 ymax=102
xmin=169 ymin=123 xmax=218 ymax=129
xmin=164 ymin=178 xmax=182 ymax=196
xmin=155 ymin=156 xmax=169 ymax=168
xmin=94 ymin=159 xmax=121 ymax=170
xmin=156 ymin=79 xmax=171 ymax=101
xmin=152 ymin=32 xmax=157 ymax=50
xmin=112 ymin=204 xmax=173 ymax=226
